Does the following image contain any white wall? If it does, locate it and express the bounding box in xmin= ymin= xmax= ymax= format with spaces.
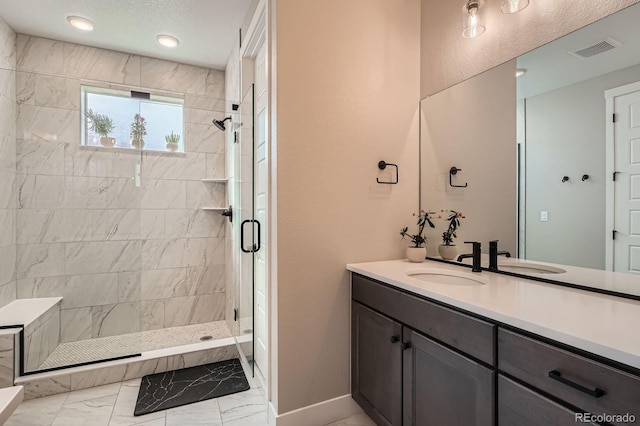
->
xmin=420 ymin=61 xmax=517 ymax=256
xmin=0 ymin=18 xmax=16 ymax=308
xmin=421 ymin=0 xmax=640 ymax=97
xmin=525 ymin=62 xmax=640 ymax=268
xmin=272 ymin=0 xmax=421 ymax=415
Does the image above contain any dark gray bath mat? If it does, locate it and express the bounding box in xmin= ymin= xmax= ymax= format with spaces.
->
xmin=134 ymin=358 xmax=250 ymax=416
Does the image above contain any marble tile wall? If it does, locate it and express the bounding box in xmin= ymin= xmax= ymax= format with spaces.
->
xmin=13 ymin=35 xmax=228 ymax=351
xmin=0 ymin=329 xmax=19 ymax=388
xmin=0 ymin=18 xmax=16 ymax=309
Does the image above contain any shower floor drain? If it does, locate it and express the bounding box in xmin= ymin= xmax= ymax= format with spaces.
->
xmin=200 ymin=335 xmax=213 ymax=341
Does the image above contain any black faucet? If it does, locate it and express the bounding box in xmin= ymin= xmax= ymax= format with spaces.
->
xmin=489 ymin=240 xmax=512 ymax=271
xmin=456 ymin=253 xmax=475 ymax=262
xmin=464 ymin=241 xmax=482 ymax=272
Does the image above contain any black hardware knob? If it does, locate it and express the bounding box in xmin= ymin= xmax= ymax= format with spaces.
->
xmin=221 ymin=205 xmax=233 ymax=222
xmin=562 ymin=176 xmax=569 ymax=183
xmin=401 ymin=341 xmax=412 ymax=351
xmin=390 ymin=335 xmax=400 ymax=344
xmin=582 ymin=174 xmax=589 ymax=181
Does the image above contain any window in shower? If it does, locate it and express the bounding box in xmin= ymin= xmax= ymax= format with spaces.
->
xmin=81 ymin=85 xmax=185 ymax=152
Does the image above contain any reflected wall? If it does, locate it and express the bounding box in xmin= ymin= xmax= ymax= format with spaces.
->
xmin=420 ymin=60 xmax=517 ymax=256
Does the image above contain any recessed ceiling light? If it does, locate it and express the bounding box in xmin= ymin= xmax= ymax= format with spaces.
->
xmin=67 ymin=16 xmax=94 ymax=32
xmin=516 ymin=68 xmax=527 ymax=78
xmin=156 ymin=35 xmax=179 ymax=48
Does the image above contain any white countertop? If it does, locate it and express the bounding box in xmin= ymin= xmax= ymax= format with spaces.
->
xmin=0 ymin=386 xmax=23 ymax=425
xmin=347 ymin=259 xmax=640 ymax=370
xmin=455 ymin=255 xmax=640 ymax=297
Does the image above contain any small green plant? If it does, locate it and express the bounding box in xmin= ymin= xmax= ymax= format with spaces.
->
xmin=441 ymin=209 xmax=465 ymax=245
xmin=400 ymin=210 xmax=436 ymax=248
xmin=85 ymin=109 xmax=114 ymax=137
xmin=165 ymin=131 xmax=180 ymax=144
xmin=130 ymin=113 xmax=147 ymax=140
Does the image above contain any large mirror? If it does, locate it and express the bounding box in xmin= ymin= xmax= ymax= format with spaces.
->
xmin=420 ymin=3 xmax=640 ymax=297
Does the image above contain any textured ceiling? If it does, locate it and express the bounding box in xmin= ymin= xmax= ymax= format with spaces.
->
xmin=517 ymin=2 xmax=640 ymax=99
xmin=421 ymin=0 xmax=640 ymax=97
xmin=0 ymin=0 xmax=254 ymax=70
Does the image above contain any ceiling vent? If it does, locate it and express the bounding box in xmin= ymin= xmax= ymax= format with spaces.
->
xmin=569 ymin=37 xmax=622 ymax=58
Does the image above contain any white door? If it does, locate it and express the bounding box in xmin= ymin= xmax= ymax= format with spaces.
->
xmin=253 ymin=41 xmax=268 ymax=376
xmin=613 ymin=88 xmax=640 ymax=273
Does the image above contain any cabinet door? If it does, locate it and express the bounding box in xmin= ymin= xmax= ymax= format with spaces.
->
xmin=352 ymin=302 xmax=402 ymax=426
xmin=499 ymin=375 xmax=598 ymax=425
xmin=403 ymin=329 xmax=494 ymax=426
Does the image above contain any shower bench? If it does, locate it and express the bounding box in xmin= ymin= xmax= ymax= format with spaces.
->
xmin=0 ymin=297 xmax=62 ymax=383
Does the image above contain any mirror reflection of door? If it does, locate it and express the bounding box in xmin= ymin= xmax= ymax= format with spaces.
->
xmin=608 ymin=82 xmax=640 ymax=273
xmin=517 ymin=2 xmax=640 ymax=272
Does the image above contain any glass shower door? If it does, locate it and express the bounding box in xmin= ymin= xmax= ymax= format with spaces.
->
xmin=234 ymin=85 xmax=255 ymax=374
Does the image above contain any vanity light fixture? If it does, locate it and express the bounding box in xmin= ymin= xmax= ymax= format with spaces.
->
xmin=515 ymin=68 xmax=527 ymax=77
xmin=501 ymin=0 xmax=529 ymax=14
xmin=156 ymin=35 xmax=180 ymax=48
xmin=66 ymin=16 xmax=94 ymax=32
xmin=462 ymin=0 xmax=485 ymax=39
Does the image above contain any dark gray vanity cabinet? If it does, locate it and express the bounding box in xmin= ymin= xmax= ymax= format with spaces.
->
xmin=403 ymin=329 xmax=494 ymax=425
xmin=498 ymin=329 xmax=640 ymax=426
xmin=498 ymin=375 xmax=598 ymax=425
xmin=351 ymin=274 xmax=496 ymax=426
xmin=352 ymin=302 xmax=402 ymax=426
xmin=351 ymin=272 xmax=640 ymax=426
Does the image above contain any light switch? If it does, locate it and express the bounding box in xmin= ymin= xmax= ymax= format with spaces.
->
xmin=540 ymin=211 xmax=548 ymax=222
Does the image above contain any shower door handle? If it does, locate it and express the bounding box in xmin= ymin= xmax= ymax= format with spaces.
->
xmin=240 ymin=219 xmax=261 ymax=253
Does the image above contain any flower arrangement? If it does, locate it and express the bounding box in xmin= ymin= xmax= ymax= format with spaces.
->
xmin=441 ymin=209 xmax=465 ymax=246
xmin=130 ymin=113 xmax=147 ymax=141
xmin=400 ymin=210 xmax=436 ymax=248
xmin=85 ymin=109 xmax=114 ymax=137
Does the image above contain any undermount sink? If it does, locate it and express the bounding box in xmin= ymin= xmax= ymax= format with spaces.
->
xmin=496 ymin=261 xmax=566 ymax=275
xmin=406 ymin=268 xmax=487 ymax=286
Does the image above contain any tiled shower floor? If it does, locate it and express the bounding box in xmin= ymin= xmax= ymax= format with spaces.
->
xmin=38 ymin=321 xmax=232 ymax=371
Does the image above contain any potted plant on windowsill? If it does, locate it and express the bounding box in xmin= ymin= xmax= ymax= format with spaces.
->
xmin=438 ymin=209 xmax=465 ymax=260
xmin=400 ymin=210 xmax=436 ymax=262
xmin=85 ymin=109 xmax=115 ymax=147
xmin=130 ymin=113 xmax=147 ymax=149
xmin=165 ymin=131 xmax=180 ymax=152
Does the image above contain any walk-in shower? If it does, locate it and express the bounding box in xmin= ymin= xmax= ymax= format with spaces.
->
xmin=0 ymin=34 xmax=255 ymax=381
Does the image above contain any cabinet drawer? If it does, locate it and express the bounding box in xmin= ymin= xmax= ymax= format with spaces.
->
xmin=352 ymin=274 xmax=495 ymax=365
xmin=499 ymin=328 xmax=640 ymax=423
xmin=499 ymin=375 xmax=597 ymax=425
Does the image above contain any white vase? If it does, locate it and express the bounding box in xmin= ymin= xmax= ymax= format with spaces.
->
xmin=100 ymin=137 xmax=115 ymax=147
xmin=406 ymin=246 xmax=427 ymax=263
xmin=438 ymin=244 xmax=458 ymax=260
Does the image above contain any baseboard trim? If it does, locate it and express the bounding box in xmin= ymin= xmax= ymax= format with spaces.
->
xmin=269 ymin=394 xmax=362 ymax=426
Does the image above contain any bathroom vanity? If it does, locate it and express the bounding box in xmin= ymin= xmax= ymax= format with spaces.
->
xmin=347 ymin=260 xmax=640 ymax=426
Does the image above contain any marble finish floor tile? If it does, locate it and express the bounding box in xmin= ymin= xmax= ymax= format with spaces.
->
xmin=7 ymin=368 xmax=374 ymax=426
xmin=134 ymin=359 xmax=249 ymax=416
xmin=39 ymin=321 xmax=231 ymax=370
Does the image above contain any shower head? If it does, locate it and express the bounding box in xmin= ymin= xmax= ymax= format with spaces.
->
xmin=212 ymin=116 xmax=232 ymax=131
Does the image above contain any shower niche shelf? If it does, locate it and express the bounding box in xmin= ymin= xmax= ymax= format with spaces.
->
xmin=201 ymin=207 xmax=227 ymax=211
